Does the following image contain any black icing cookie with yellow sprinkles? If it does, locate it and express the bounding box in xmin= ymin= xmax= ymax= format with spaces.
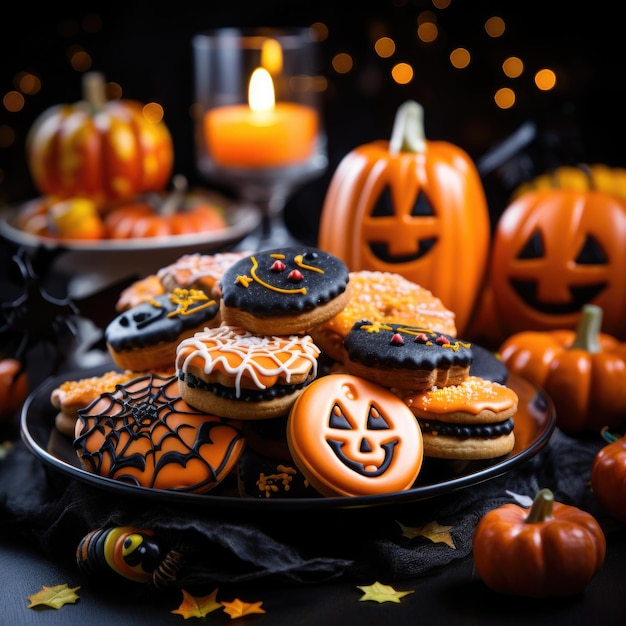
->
xmin=219 ymin=247 xmax=351 ymax=336
xmin=343 ymin=320 xmax=473 ymax=391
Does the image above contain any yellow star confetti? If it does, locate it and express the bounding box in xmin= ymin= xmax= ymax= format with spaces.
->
xmin=26 ymin=583 xmax=80 ymax=609
xmin=357 ymin=581 xmax=414 ymax=603
xmin=171 ymin=588 xmax=222 ymax=619
xmin=221 ymin=597 xmax=266 ymax=619
xmin=397 ymin=519 xmax=456 ymax=548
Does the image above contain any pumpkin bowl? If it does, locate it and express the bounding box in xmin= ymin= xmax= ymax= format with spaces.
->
xmin=0 ymin=196 xmax=260 ymax=298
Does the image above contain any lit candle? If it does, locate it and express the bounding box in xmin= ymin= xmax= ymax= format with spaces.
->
xmin=204 ymin=67 xmax=319 ymax=168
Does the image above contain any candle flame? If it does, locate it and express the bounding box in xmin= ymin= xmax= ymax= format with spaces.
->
xmin=248 ymin=67 xmax=275 ymax=112
xmin=261 ymin=38 xmax=283 ymax=74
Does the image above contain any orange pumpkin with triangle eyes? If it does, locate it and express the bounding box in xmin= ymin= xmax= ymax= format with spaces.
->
xmin=487 ymin=187 xmax=626 ymax=340
xmin=318 ymin=100 xmax=491 ymax=336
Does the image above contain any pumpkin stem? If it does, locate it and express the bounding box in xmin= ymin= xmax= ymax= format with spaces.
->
xmin=389 ymin=100 xmax=427 ymax=155
xmin=159 ymin=174 xmax=188 ymax=217
xmin=570 ymin=304 xmax=603 ymax=353
xmin=82 ymin=71 xmax=108 ymax=112
xmin=525 ymin=488 xmax=554 ymax=523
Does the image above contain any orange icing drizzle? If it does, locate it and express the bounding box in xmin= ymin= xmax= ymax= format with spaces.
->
xmin=176 ymin=326 xmax=321 ymax=396
xmin=234 ymin=252 xmax=325 ymax=295
xmin=400 ymin=376 xmax=518 ymax=415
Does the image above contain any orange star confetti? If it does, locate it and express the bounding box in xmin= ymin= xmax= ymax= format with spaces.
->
xmin=26 ymin=583 xmax=80 ymax=609
xmin=397 ymin=519 xmax=456 ymax=548
xmin=171 ymin=588 xmax=222 ymax=619
xmin=221 ymin=598 xmax=266 ymax=619
xmin=357 ymin=581 xmax=414 ymax=603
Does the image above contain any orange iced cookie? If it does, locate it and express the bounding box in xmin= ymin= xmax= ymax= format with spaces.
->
xmin=51 ymin=369 xmax=145 ymax=436
xmin=310 ymin=270 xmax=457 ymax=363
xmin=176 ymin=325 xmax=321 ymax=420
xmin=287 ymin=373 xmax=424 ymax=497
xmin=74 ymin=373 xmax=245 ymax=493
xmin=398 ymin=376 xmax=518 ymax=460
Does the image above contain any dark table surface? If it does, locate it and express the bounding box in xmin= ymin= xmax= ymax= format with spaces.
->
xmin=2 ymin=525 xmax=626 ymax=625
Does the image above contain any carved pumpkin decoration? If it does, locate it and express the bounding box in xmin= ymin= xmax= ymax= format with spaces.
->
xmin=26 ymin=72 xmax=174 ymax=205
xmin=318 ymin=100 xmax=490 ymax=336
xmin=472 ymin=488 xmax=606 ymax=597
xmin=512 ymin=163 xmax=626 ymax=203
xmin=489 ymin=187 xmax=626 ymax=340
xmin=287 ymin=373 xmax=423 ymax=497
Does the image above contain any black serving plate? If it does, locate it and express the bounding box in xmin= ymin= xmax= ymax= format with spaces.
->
xmin=21 ymin=366 xmax=555 ymax=511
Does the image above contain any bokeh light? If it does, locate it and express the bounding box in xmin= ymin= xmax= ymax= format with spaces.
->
xmin=535 ymin=68 xmax=557 ymax=90
xmin=332 ymin=53 xmax=353 ymax=74
xmin=391 ymin=62 xmax=413 ymax=85
xmin=485 ymin=16 xmax=505 ymax=37
xmin=450 ymin=48 xmax=471 ymax=69
xmin=502 ymin=57 xmax=524 ymax=78
xmin=494 ymin=87 xmax=515 ymax=109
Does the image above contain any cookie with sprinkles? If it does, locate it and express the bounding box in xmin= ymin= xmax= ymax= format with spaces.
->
xmin=343 ymin=320 xmax=473 ymax=391
xmin=105 ymin=287 xmax=220 ymax=372
xmin=397 ymin=376 xmax=518 ymax=460
xmin=218 ymin=247 xmax=351 ymax=336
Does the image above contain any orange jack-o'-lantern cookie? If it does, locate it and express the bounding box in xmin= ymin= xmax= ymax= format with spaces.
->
xmin=176 ymin=325 xmax=321 ymax=420
xmin=343 ymin=320 xmax=472 ymax=390
xmin=219 ymin=247 xmax=351 ymax=336
xmin=287 ymin=373 xmax=424 ymax=497
xmin=106 ymin=287 xmax=220 ymax=372
xmin=74 ymin=373 xmax=245 ymax=493
xmin=310 ymin=270 xmax=457 ymax=363
xmin=397 ymin=376 xmax=518 ymax=460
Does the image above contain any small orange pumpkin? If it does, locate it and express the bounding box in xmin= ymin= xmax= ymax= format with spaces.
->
xmin=472 ymin=488 xmax=606 ymax=597
xmin=318 ymin=100 xmax=490 ymax=336
xmin=591 ymin=428 xmax=626 ymax=522
xmin=103 ymin=176 xmax=227 ymax=239
xmin=499 ymin=304 xmax=626 ymax=433
xmin=0 ymin=358 xmax=29 ymax=422
xmin=26 ymin=72 xmax=174 ymax=205
xmin=488 ymin=186 xmax=626 ymax=340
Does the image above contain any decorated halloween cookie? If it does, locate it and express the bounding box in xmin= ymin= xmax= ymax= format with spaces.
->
xmin=218 ymin=247 xmax=351 ymax=336
xmin=287 ymin=373 xmax=424 ymax=497
xmin=176 ymin=325 xmax=321 ymax=420
xmin=74 ymin=373 xmax=245 ymax=493
xmin=106 ymin=287 xmax=220 ymax=372
xmin=343 ymin=320 xmax=473 ymax=390
xmin=310 ymin=270 xmax=457 ymax=363
xmin=397 ymin=376 xmax=518 ymax=460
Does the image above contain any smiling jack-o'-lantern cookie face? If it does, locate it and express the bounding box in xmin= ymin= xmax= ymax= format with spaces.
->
xmin=287 ymin=374 xmax=423 ymax=497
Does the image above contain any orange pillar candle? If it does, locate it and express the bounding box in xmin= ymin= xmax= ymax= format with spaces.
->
xmin=204 ymin=68 xmax=318 ymax=168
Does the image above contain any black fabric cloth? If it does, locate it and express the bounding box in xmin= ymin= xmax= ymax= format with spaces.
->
xmin=0 ymin=428 xmax=610 ymax=588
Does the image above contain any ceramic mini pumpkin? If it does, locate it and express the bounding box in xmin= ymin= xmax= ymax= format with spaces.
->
xmin=318 ymin=100 xmax=490 ymax=336
xmin=488 ymin=187 xmax=626 ymax=340
xmin=26 ymin=71 xmax=173 ymax=205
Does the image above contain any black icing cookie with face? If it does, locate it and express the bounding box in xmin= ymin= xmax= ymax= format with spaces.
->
xmin=218 ymin=247 xmax=351 ymax=336
xmin=469 ymin=343 xmax=509 ymax=384
xmin=105 ymin=288 xmax=221 ymax=372
xmin=343 ymin=320 xmax=473 ymax=391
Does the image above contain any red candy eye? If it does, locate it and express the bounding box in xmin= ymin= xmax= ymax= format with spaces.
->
xmin=436 ymin=335 xmax=450 ymax=345
xmin=390 ymin=333 xmax=404 ymax=345
xmin=270 ymin=260 xmax=286 ymax=271
xmin=288 ymin=269 xmax=304 ymax=281
xmin=414 ymin=333 xmax=429 ymax=343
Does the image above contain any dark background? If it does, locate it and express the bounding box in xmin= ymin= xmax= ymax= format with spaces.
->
xmin=1 ymin=0 xmax=625 ymax=240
